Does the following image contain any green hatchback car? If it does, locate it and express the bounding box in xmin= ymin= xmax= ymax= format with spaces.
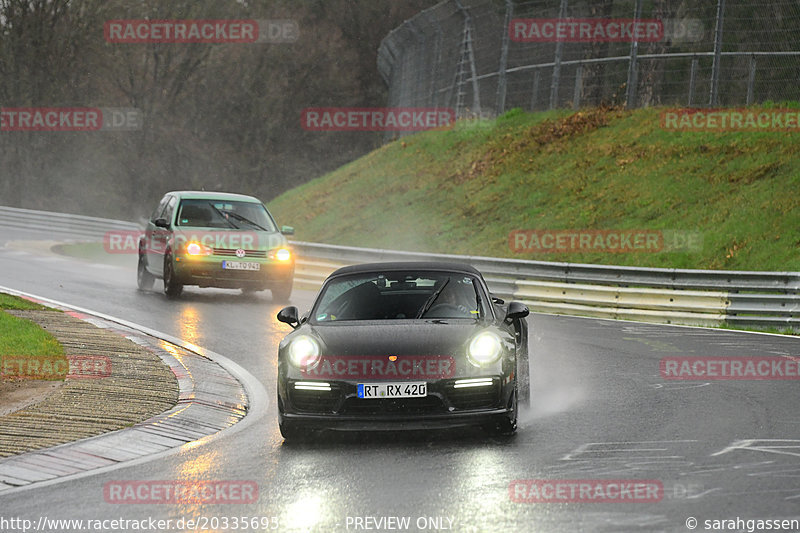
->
xmin=137 ymin=191 xmax=295 ymax=300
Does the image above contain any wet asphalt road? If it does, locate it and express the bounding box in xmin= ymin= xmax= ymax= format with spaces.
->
xmin=1 ymin=227 xmax=799 ymax=533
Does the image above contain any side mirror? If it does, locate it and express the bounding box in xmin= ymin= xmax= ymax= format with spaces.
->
xmin=281 ymin=225 xmax=295 ymax=236
xmin=505 ymin=301 xmax=529 ymax=322
xmin=154 ymin=218 xmax=169 ymax=228
xmin=277 ymin=306 xmax=300 ymax=328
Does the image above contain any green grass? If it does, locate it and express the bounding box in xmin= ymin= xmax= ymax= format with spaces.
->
xmin=268 ymin=105 xmax=800 ymax=272
xmin=0 ymin=294 xmax=65 ymax=380
xmin=0 ymin=294 xmax=47 ymax=311
xmin=715 ymin=322 xmax=799 ymax=337
xmin=52 ymin=243 xmax=135 ymax=267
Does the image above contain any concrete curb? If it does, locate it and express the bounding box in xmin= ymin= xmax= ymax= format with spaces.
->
xmin=0 ymin=287 xmax=267 ymax=493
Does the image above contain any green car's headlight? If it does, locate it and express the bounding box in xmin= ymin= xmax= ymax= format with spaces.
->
xmin=288 ymin=335 xmax=321 ymax=369
xmin=184 ymin=241 xmax=213 ymax=257
xmin=268 ymin=248 xmax=292 ymax=262
xmin=468 ymin=331 xmax=503 ymax=367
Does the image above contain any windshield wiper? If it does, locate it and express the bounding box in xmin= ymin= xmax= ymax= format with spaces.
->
xmin=208 ymin=202 xmax=239 ymax=229
xmin=221 ymin=210 xmax=269 ymax=231
xmin=416 ymin=277 xmax=450 ymax=319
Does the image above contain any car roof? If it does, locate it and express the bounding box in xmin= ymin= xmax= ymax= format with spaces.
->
xmin=329 ymin=261 xmax=484 ymax=278
xmin=166 ymin=191 xmax=263 ymax=203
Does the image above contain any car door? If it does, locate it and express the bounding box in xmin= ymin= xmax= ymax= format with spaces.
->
xmin=145 ymin=194 xmax=175 ymax=277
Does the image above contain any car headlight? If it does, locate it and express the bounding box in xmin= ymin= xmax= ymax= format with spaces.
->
xmin=268 ymin=248 xmax=292 ymax=262
xmin=468 ymin=331 xmax=503 ymax=366
xmin=184 ymin=241 xmax=212 ymax=256
xmin=287 ymin=335 xmax=321 ymax=369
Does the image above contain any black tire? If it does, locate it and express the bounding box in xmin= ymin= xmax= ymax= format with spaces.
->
xmin=279 ymin=417 xmax=309 ymax=442
xmin=137 ymin=252 xmax=155 ymax=291
xmin=514 ymin=317 xmax=531 ymax=408
xmin=483 ymin=385 xmax=518 ymax=437
xmin=163 ymin=252 xmax=183 ymax=298
xmin=271 ymin=283 xmax=292 ymax=303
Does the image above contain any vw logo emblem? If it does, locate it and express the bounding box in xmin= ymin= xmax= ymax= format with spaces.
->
xmin=235 ymin=248 xmax=246 ymax=258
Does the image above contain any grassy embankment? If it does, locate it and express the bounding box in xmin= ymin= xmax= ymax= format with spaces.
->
xmin=0 ymin=294 xmax=64 ymax=380
xmin=268 ymin=105 xmax=800 ymax=272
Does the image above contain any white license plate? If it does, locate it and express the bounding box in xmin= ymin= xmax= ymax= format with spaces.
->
xmin=357 ymin=382 xmax=427 ymax=399
xmin=222 ymin=261 xmax=260 ymax=271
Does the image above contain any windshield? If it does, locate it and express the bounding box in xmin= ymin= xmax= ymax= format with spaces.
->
xmin=175 ymin=199 xmax=277 ymax=231
xmin=312 ymin=271 xmax=485 ymax=322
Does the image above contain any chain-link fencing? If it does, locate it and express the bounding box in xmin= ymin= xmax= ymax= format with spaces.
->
xmin=378 ymin=0 xmax=800 ymax=122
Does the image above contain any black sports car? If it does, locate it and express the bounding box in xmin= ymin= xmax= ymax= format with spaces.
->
xmin=276 ymin=262 xmax=530 ymax=440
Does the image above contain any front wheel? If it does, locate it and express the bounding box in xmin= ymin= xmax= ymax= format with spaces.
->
xmin=137 ymin=252 xmax=154 ymax=291
xmin=163 ymin=252 xmax=183 ymax=298
xmin=483 ymin=386 xmax=518 ymax=437
xmin=279 ymin=417 xmax=309 ymax=442
xmin=271 ymin=283 xmax=293 ymax=303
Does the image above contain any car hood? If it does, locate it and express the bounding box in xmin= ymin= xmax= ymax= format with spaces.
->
xmin=172 ymin=227 xmax=286 ymax=249
xmin=306 ymin=321 xmax=488 ymax=356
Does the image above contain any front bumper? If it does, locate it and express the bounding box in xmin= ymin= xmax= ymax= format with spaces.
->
xmin=278 ymin=376 xmax=515 ymax=431
xmin=280 ymin=409 xmax=514 ymax=431
xmin=173 ymin=256 xmax=294 ymax=289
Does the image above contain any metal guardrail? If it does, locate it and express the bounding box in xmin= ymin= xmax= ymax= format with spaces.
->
xmin=0 ymin=206 xmax=139 ymax=240
xmin=1 ymin=207 xmax=797 ymax=330
xmin=290 ymin=241 xmax=800 ymax=330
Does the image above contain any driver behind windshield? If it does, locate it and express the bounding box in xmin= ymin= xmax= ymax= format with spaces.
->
xmin=423 ymin=278 xmax=478 ymax=318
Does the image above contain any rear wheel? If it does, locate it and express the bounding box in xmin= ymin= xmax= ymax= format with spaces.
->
xmin=163 ymin=252 xmax=183 ymax=298
xmin=137 ymin=252 xmax=154 ymax=291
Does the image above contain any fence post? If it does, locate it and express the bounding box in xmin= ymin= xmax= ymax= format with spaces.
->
xmin=454 ymin=0 xmax=481 ymax=117
xmin=573 ymin=64 xmax=583 ymax=109
xmin=531 ymin=69 xmax=541 ymax=111
xmin=709 ymin=0 xmax=726 ymax=106
xmin=746 ymin=54 xmax=757 ymax=105
xmin=549 ymin=0 xmax=568 ymax=109
xmin=429 ymin=20 xmax=444 ymax=108
xmin=408 ymin=21 xmax=425 ymax=108
xmin=688 ymin=57 xmax=699 ymax=107
xmin=496 ymin=0 xmax=513 ymax=114
xmin=625 ymin=0 xmax=643 ymax=109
